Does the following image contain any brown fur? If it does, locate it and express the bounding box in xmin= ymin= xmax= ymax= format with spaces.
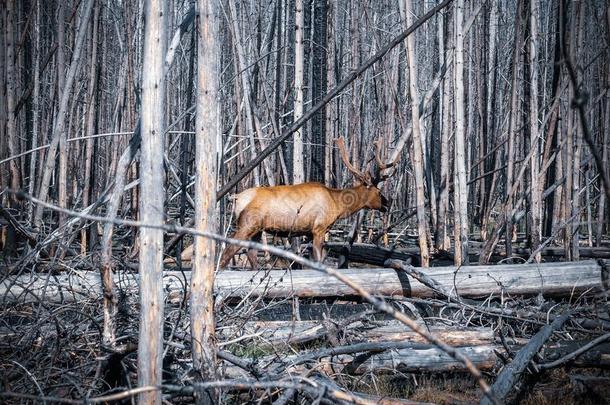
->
xmin=219 ymin=182 xmax=388 ymax=267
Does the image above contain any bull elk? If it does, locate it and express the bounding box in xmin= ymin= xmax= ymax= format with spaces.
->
xmin=219 ymin=137 xmax=396 ymax=267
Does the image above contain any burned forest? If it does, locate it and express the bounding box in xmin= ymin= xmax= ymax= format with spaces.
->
xmin=1 ymin=0 xmax=610 ymax=404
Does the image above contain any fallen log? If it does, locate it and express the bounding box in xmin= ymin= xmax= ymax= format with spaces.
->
xmin=221 ymin=344 xmax=499 ymax=379
xmin=218 ymin=320 xmax=494 ymax=348
xmin=340 ymin=344 xmax=498 ymax=374
xmin=1 ymin=260 xmax=607 ymax=303
xmin=276 ymin=344 xmax=499 ymax=375
xmin=324 ymin=242 xmax=415 ymax=267
xmin=468 ymin=241 xmax=610 ymax=259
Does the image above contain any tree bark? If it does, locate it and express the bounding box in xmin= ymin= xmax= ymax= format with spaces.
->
xmin=292 ymin=0 xmax=305 ymax=184
xmin=528 ymin=0 xmax=542 ymax=263
xmin=453 ymin=0 xmax=469 ymax=265
xmin=27 ymin=0 xmax=42 ymax=222
xmin=191 ymin=0 xmax=220 ymax=401
xmin=596 ymin=60 xmax=609 ymax=246
xmin=309 ymin=0 xmax=327 ymax=183
xmin=5 ymin=0 xmax=21 ymax=204
xmin=81 ymin=1 xmax=100 ymax=254
xmin=570 ymin=2 xmax=585 ymax=260
xmin=505 ymin=0 xmax=525 ymax=263
xmin=57 ymin=1 xmax=68 ymax=226
xmin=0 ymin=2 xmax=6 ymax=197
xmin=138 ymin=0 xmax=167 ymax=403
xmin=437 ymin=10 xmax=452 ymax=251
xmin=401 ymin=0 xmax=430 ymax=267
xmin=481 ymin=0 xmax=498 ymax=242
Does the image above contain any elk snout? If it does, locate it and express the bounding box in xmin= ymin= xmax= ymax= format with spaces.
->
xmin=379 ymin=193 xmax=389 ymax=212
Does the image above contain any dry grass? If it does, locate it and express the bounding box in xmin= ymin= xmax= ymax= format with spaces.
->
xmin=345 ymin=373 xmax=481 ymax=404
xmin=520 ymin=369 xmax=610 ymax=405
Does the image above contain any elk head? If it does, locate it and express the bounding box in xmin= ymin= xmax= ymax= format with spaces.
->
xmin=334 ymin=136 xmax=396 ymax=213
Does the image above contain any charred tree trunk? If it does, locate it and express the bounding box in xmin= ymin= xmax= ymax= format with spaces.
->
xmin=309 ymin=0 xmax=327 ymax=183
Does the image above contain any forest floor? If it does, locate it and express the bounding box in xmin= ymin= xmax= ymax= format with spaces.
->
xmin=1 ymin=234 xmax=610 ymax=403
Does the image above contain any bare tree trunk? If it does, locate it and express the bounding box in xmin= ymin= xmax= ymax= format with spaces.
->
xmin=401 ymin=0 xmax=430 ymax=267
xmin=274 ymin=0 xmax=289 ymax=185
xmin=98 ymin=5 xmax=196 ymax=350
xmin=27 ymin=0 xmax=42 ymax=222
xmin=585 ymin=168 xmax=593 ymax=246
xmin=571 ymin=2 xmax=585 ymax=260
xmin=562 ymin=1 xmax=579 ymax=261
xmin=190 ymin=1 xmax=220 ymax=402
xmin=33 ymin=0 xmax=94 ymax=230
xmin=5 ymin=0 xmax=20 ymax=204
xmin=138 ymin=0 xmax=167 ymax=402
xmin=597 ymin=54 xmax=610 ymax=246
xmin=505 ymin=0 xmax=523 ymax=263
xmin=325 ymin=0 xmax=335 ymax=186
xmin=293 ymin=0 xmax=305 ymax=184
xmin=0 ymin=2 xmax=6 ymax=198
xmin=571 ymin=117 xmax=582 ymax=261
xmin=437 ymin=10 xmax=451 ymax=251
xmin=81 ymin=1 xmax=100 ymax=254
xmin=528 ymin=0 xmax=541 ymax=262
xmin=227 ymin=1 xmax=265 ymax=186
xmin=480 ymin=0 xmax=498 ymax=243
xmin=453 ymin=0 xmax=469 ymax=265
xmin=310 ymin=0 xmax=327 ymax=183
xmin=57 ymin=1 xmax=68 ymax=226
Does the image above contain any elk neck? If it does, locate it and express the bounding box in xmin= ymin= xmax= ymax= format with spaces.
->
xmin=331 ymin=185 xmax=371 ymax=219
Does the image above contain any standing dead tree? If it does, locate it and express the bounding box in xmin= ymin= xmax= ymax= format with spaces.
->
xmin=137 ymin=0 xmax=168 ymax=403
xmin=190 ymin=0 xmax=220 ymax=402
xmin=33 ymin=0 xmax=94 ymax=230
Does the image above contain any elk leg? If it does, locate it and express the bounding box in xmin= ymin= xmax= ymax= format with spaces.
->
xmin=219 ymin=224 xmax=259 ymax=268
xmin=246 ymin=232 xmax=262 ymax=269
xmin=312 ymin=231 xmax=325 ymax=262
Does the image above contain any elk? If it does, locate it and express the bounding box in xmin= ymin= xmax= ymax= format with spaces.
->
xmin=219 ymin=137 xmax=396 ymax=267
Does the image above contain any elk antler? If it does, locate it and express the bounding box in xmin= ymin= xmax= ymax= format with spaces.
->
xmin=335 ymin=137 xmax=372 ymax=185
xmin=374 ymin=138 xmax=393 ymax=171
xmin=371 ymin=138 xmax=400 ymax=185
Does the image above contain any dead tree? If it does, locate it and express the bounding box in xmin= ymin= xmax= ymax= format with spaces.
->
xmin=190 ymin=0 xmax=221 ymax=402
xmin=137 ymin=0 xmax=168 ymax=403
